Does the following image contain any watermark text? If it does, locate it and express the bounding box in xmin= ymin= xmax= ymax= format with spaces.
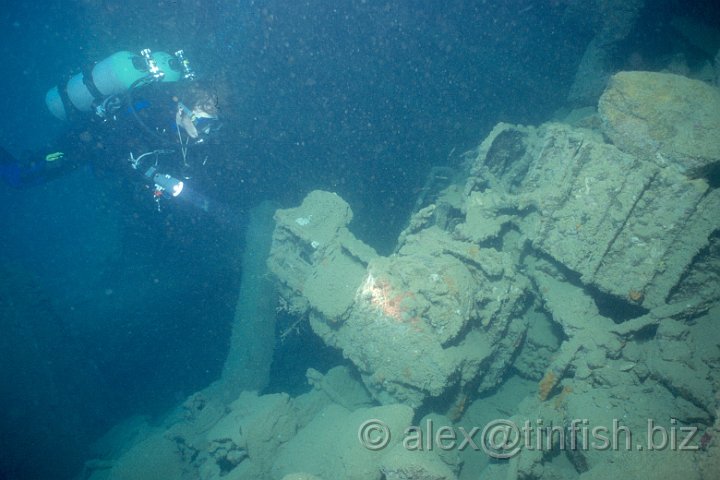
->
xmin=357 ymin=418 xmax=700 ymax=458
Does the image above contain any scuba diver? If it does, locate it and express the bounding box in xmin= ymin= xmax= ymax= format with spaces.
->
xmin=0 ymin=49 xmax=221 ymax=212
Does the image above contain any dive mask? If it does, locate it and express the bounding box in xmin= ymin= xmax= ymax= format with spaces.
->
xmin=176 ymin=102 xmax=220 ymax=142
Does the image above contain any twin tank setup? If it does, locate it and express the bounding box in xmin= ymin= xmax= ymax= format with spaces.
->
xmin=45 ymin=49 xmax=192 ymax=121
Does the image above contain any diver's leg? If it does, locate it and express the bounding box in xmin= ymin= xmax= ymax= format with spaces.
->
xmin=0 ymin=147 xmax=22 ymax=187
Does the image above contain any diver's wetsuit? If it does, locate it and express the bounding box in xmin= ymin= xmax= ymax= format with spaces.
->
xmin=0 ymin=81 xmax=214 ymax=199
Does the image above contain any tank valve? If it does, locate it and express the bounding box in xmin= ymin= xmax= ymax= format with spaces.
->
xmin=174 ymin=50 xmax=195 ymax=80
xmin=140 ymin=48 xmax=165 ymax=80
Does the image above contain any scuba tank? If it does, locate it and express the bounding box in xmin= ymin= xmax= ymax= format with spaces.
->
xmin=45 ymin=50 xmax=187 ymax=121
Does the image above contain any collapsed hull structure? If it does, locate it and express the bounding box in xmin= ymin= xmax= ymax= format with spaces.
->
xmin=82 ymin=71 xmax=720 ymax=480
